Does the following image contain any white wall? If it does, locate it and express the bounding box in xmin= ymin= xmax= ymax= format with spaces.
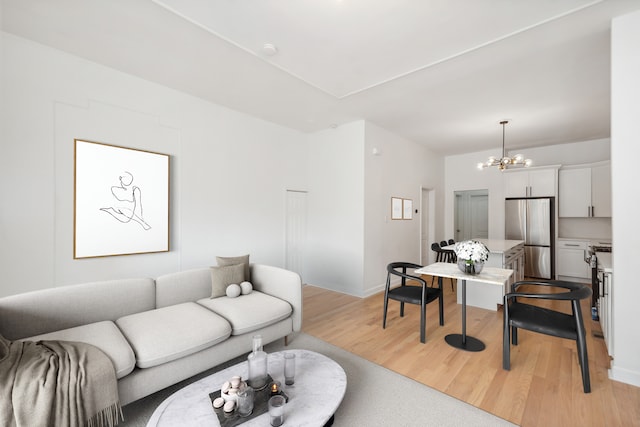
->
xmin=302 ymin=121 xmax=446 ymax=298
xmin=363 ymin=122 xmax=444 ymax=296
xmin=0 ymin=33 xmax=307 ymax=297
xmin=610 ymin=10 xmax=640 ymax=387
xmin=304 ymin=121 xmax=365 ymax=296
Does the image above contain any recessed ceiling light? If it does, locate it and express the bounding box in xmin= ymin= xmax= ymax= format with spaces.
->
xmin=262 ymin=43 xmax=278 ymax=56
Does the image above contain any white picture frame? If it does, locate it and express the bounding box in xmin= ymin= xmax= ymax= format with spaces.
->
xmin=403 ymin=199 xmax=413 ymax=220
xmin=391 ymin=197 xmax=403 ymax=220
xmin=74 ymin=139 xmax=170 ymax=258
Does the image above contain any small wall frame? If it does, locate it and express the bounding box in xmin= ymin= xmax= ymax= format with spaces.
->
xmin=391 ymin=197 xmax=413 ymax=220
xmin=391 ymin=197 xmax=403 ymax=220
xmin=403 ymin=199 xmax=413 ymax=220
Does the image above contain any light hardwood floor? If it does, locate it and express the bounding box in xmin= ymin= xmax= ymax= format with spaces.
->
xmin=302 ymin=279 xmax=640 ymax=427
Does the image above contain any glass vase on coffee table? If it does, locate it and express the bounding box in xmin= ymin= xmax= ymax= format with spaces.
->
xmin=247 ymin=335 xmax=268 ymax=390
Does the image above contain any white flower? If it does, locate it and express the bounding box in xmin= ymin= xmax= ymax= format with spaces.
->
xmin=454 ymin=240 xmax=489 ymax=263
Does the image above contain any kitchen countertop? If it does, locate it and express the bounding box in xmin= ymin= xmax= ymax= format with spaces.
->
xmin=557 ymin=237 xmax=612 ymax=245
xmin=475 ymin=239 xmax=525 ymax=253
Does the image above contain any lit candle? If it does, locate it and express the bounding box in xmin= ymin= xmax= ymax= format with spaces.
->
xmin=270 ymin=381 xmax=281 ymax=395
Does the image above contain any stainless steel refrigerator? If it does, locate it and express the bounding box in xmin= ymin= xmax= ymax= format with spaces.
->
xmin=505 ymin=197 xmax=554 ymax=279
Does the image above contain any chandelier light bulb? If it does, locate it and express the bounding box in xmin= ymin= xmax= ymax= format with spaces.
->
xmin=478 ymin=120 xmax=534 ymax=171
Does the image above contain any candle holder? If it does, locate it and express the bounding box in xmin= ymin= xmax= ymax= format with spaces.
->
xmin=269 ymin=380 xmax=281 ymax=396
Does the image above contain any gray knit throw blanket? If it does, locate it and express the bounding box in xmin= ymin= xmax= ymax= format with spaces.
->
xmin=0 ymin=334 xmax=122 ymax=427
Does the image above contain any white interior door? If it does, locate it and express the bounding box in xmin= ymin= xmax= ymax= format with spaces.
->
xmin=470 ymin=193 xmax=489 ymax=238
xmin=454 ymin=190 xmax=489 ymax=241
xmin=285 ymin=190 xmax=307 ymax=281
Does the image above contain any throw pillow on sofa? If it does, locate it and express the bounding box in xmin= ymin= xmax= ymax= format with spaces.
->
xmin=216 ymin=254 xmax=250 ymax=281
xmin=210 ymin=263 xmax=245 ymax=298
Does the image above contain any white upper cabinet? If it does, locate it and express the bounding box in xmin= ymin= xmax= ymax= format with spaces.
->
xmin=558 ymin=168 xmax=591 ymax=217
xmin=591 ymin=164 xmax=612 ymax=217
xmin=559 ymin=162 xmax=611 ymax=217
xmin=504 ymin=168 xmax=557 ymax=198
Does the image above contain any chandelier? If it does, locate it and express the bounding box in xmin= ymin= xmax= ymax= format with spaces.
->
xmin=477 ymin=120 xmax=532 ymax=171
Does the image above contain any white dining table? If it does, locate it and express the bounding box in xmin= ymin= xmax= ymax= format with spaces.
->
xmin=415 ymin=262 xmax=513 ymax=352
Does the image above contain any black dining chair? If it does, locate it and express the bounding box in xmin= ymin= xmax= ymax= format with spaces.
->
xmin=440 ymin=240 xmax=456 ymax=263
xmin=503 ymin=280 xmax=592 ymax=393
xmin=430 ymin=243 xmax=455 ymax=290
xmin=383 ymin=262 xmax=444 ymax=343
xmin=447 ymin=239 xmax=457 ymax=262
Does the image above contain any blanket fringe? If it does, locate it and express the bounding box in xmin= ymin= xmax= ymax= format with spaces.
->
xmin=87 ymin=402 xmax=124 ymax=427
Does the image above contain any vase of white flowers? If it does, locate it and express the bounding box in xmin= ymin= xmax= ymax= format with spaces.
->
xmin=454 ymin=240 xmax=489 ymax=275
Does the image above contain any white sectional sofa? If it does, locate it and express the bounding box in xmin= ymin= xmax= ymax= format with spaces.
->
xmin=0 ymin=264 xmax=302 ymax=405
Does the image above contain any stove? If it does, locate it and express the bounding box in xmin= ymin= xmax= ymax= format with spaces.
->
xmin=585 ymin=241 xmax=612 ymax=320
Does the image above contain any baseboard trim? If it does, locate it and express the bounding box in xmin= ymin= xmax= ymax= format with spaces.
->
xmin=609 ymin=364 xmax=640 ymax=387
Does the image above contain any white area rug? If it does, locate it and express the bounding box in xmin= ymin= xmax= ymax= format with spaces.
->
xmin=121 ymin=333 xmax=516 ymax=426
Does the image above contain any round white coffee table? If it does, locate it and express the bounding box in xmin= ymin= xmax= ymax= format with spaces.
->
xmin=147 ymin=349 xmax=347 ymax=427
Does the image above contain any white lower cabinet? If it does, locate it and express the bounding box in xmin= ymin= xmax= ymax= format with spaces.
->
xmin=458 ymin=242 xmax=524 ymax=311
xmin=504 ymin=245 xmax=525 ymax=288
xmin=556 ymin=239 xmax=590 ymax=281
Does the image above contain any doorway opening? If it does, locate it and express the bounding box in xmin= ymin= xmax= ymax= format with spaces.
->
xmin=454 ymin=189 xmax=488 ymax=241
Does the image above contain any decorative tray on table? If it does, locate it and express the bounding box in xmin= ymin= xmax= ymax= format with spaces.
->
xmin=208 ymin=375 xmax=289 ymax=427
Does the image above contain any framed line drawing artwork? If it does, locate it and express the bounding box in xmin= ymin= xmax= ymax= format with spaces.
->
xmin=391 ymin=197 xmax=403 ymax=220
xmin=74 ymin=139 xmax=170 ymax=258
xmin=403 ymin=199 xmax=413 ymax=220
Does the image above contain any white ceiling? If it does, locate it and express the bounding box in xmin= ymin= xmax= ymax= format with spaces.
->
xmin=2 ymin=0 xmax=640 ymax=156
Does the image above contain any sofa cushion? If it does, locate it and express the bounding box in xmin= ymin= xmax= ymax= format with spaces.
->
xmin=116 ymin=302 xmax=231 ymax=368
xmin=25 ymin=321 xmax=136 ymax=379
xmin=216 ymin=254 xmax=251 ymax=281
xmin=197 ymin=291 xmax=292 ymax=336
xmin=210 ymin=264 xmax=245 ymax=298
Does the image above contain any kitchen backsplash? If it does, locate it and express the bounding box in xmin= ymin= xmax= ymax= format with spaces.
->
xmin=558 ymin=217 xmax=612 ymax=240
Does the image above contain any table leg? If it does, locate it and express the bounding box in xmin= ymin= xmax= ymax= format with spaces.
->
xmin=444 ymin=279 xmax=485 ymax=352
